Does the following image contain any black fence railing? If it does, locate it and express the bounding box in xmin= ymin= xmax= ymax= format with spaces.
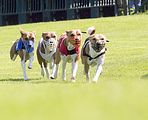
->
xmin=0 ymin=0 xmax=118 ymax=26
xmin=0 ymin=0 xmax=16 ymax=14
xmin=0 ymin=0 xmax=116 ymax=14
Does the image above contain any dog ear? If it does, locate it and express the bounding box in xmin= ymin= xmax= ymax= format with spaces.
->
xmin=50 ymin=32 xmax=57 ymax=38
xmin=42 ymin=32 xmax=47 ymax=37
xmin=76 ymin=29 xmax=82 ymax=35
xmin=19 ymin=28 xmax=25 ymax=35
xmin=31 ymin=31 xmax=36 ymax=36
xmin=65 ymin=30 xmax=71 ymax=35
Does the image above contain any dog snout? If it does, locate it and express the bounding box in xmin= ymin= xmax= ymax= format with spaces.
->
xmin=28 ymin=40 xmax=34 ymax=47
xmin=96 ymin=43 xmax=100 ymax=49
xmin=75 ymin=38 xmax=79 ymax=41
xmin=49 ymin=41 xmax=54 ymax=46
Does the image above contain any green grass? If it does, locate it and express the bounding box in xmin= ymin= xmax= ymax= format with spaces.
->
xmin=0 ymin=15 xmax=148 ymax=120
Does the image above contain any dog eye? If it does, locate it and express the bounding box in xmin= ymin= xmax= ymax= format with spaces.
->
xmin=25 ymin=38 xmax=29 ymax=40
xmin=46 ymin=36 xmax=50 ymax=39
xmin=93 ymin=38 xmax=96 ymax=41
xmin=70 ymin=34 xmax=75 ymax=37
xmin=77 ymin=33 xmax=81 ymax=36
xmin=50 ymin=41 xmax=53 ymax=43
xmin=31 ymin=38 xmax=34 ymax=40
xmin=101 ymin=38 xmax=104 ymax=40
xmin=52 ymin=36 xmax=56 ymax=38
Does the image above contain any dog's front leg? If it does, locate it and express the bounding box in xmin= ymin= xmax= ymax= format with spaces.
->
xmin=21 ymin=60 xmax=28 ymax=80
xmin=93 ymin=65 xmax=102 ymax=83
xmin=51 ymin=64 xmax=59 ymax=79
xmin=43 ymin=62 xmax=50 ymax=79
xmin=92 ymin=56 xmax=105 ymax=83
xmin=28 ymin=52 xmax=34 ymax=69
xmin=71 ymin=61 xmax=78 ymax=82
xmin=61 ymin=55 xmax=67 ymax=81
xmin=20 ymin=50 xmax=28 ymax=80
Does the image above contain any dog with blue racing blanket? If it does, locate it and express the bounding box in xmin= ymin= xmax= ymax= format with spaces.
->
xmin=10 ymin=29 xmax=36 ymax=80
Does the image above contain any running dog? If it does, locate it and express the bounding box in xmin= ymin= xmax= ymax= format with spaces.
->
xmin=81 ymin=34 xmax=109 ymax=83
xmin=10 ymin=29 xmax=36 ymax=80
xmin=51 ymin=30 xmax=82 ymax=82
xmin=36 ymin=32 xmax=57 ymax=79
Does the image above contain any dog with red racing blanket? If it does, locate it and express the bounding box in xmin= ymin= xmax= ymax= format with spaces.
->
xmin=51 ymin=29 xmax=82 ymax=82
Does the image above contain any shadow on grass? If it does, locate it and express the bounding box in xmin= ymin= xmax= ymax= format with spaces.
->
xmin=31 ymin=80 xmax=69 ymax=84
xmin=0 ymin=78 xmax=87 ymax=84
xmin=141 ymin=74 xmax=148 ymax=80
xmin=0 ymin=78 xmax=41 ymax=82
xmin=0 ymin=78 xmax=64 ymax=84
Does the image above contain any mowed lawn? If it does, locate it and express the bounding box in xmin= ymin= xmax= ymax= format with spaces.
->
xmin=0 ymin=15 xmax=148 ymax=120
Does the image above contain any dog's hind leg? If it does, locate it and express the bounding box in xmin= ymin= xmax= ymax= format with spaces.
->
xmin=40 ymin=64 xmax=45 ymax=77
xmin=61 ymin=56 xmax=67 ymax=81
xmin=19 ymin=50 xmax=28 ymax=80
xmin=71 ymin=61 xmax=78 ymax=82
xmin=84 ymin=63 xmax=90 ymax=83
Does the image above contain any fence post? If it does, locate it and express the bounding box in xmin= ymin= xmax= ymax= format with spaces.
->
xmin=91 ymin=7 xmax=100 ymax=18
xmin=90 ymin=0 xmax=100 ymax=18
xmin=123 ymin=0 xmax=129 ymax=15
xmin=17 ymin=0 xmax=26 ymax=24
xmin=67 ymin=0 xmax=75 ymax=20
xmin=0 ymin=15 xmax=2 ymax=26
xmin=43 ymin=11 xmax=51 ymax=22
xmin=42 ymin=0 xmax=51 ymax=21
xmin=114 ymin=0 xmax=118 ymax=16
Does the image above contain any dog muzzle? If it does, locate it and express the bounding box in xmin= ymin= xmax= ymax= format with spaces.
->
xmin=44 ymin=39 xmax=56 ymax=52
xmin=69 ymin=39 xmax=81 ymax=48
xmin=93 ymin=43 xmax=105 ymax=52
xmin=24 ymin=40 xmax=34 ymax=53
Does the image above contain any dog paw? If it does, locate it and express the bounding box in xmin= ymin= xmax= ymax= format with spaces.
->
xmin=28 ymin=66 xmax=32 ymax=69
xmin=50 ymin=76 xmax=55 ymax=79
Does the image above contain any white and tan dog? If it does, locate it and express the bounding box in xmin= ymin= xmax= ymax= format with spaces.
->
xmin=81 ymin=34 xmax=109 ymax=83
xmin=10 ymin=29 xmax=36 ymax=80
xmin=36 ymin=32 xmax=57 ymax=79
xmin=51 ymin=30 xmax=82 ymax=82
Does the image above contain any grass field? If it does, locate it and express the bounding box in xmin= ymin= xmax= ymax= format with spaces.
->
xmin=0 ymin=14 xmax=148 ymax=120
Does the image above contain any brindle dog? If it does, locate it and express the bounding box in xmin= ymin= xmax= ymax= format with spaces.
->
xmin=36 ymin=32 xmax=57 ymax=79
xmin=81 ymin=34 xmax=109 ymax=83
